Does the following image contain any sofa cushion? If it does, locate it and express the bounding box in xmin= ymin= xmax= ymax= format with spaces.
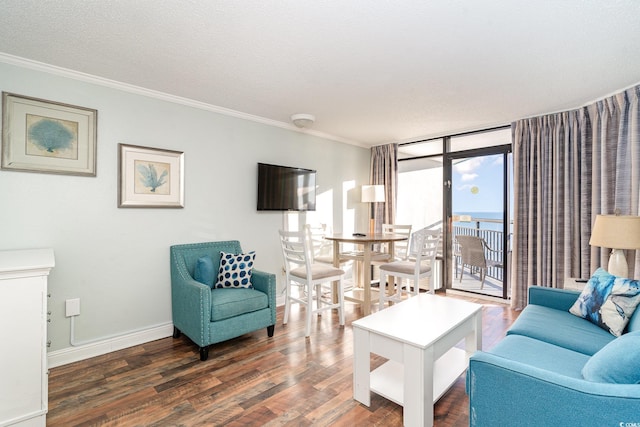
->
xmin=194 ymin=255 xmax=215 ymax=288
xmin=215 ymin=251 xmax=255 ymax=289
xmin=628 ymin=306 xmax=640 ymax=332
xmin=569 ymin=268 xmax=640 ymax=337
xmin=488 ymin=335 xmax=590 ymax=379
xmin=210 ymin=288 xmax=268 ymax=322
xmin=582 ymin=330 xmax=640 ymax=384
xmin=508 ymin=304 xmax=615 ymax=355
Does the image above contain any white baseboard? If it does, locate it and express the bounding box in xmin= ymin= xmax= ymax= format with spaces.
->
xmin=47 ymin=322 xmax=174 ymax=368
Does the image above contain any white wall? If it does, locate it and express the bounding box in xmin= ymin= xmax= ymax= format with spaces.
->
xmin=0 ymin=61 xmax=369 ymax=363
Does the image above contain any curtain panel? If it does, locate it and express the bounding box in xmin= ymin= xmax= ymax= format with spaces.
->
xmin=370 ymin=143 xmax=398 ymax=232
xmin=511 ymin=85 xmax=640 ymax=310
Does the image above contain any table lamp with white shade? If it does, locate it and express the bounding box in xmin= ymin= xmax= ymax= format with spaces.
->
xmin=589 ymin=214 xmax=640 ymax=278
xmin=361 ymin=184 xmax=385 ymax=234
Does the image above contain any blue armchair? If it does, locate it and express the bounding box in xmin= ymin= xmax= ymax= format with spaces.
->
xmin=170 ymin=241 xmax=276 ymax=361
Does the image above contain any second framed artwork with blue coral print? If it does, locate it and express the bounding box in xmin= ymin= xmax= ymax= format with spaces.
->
xmin=1 ymin=92 xmax=97 ymax=176
xmin=118 ymin=143 xmax=184 ymax=208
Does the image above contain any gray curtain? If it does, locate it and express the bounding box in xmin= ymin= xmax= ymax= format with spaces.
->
xmin=512 ymin=85 xmax=640 ymax=310
xmin=370 ymin=143 xmax=398 ymax=232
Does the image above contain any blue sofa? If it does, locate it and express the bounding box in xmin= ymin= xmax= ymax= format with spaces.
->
xmin=467 ymin=286 xmax=640 ymax=426
xmin=170 ymin=241 xmax=276 ymax=361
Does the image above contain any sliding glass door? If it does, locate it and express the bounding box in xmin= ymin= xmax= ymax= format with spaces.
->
xmin=449 ymin=150 xmax=510 ymax=298
xmin=397 ymin=127 xmax=512 ymax=299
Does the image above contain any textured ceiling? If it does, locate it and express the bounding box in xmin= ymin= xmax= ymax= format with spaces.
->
xmin=1 ymin=0 xmax=639 ymax=146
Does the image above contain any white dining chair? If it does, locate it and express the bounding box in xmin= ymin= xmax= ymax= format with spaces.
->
xmin=345 ymin=224 xmax=412 ymax=288
xmin=305 ymin=223 xmax=356 ymax=290
xmin=305 ymin=223 xmax=338 ymax=264
xmin=378 ymin=227 xmax=441 ymax=308
xmin=365 ymin=223 xmax=413 ymax=290
xmin=372 ymin=223 xmax=413 ymax=263
xmin=279 ymin=229 xmax=345 ymax=337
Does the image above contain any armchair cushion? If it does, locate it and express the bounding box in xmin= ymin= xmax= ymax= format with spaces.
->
xmin=215 ymin=251 xmax=256 ymax=289
xmin=194 ymin=255 xmax=215 ymax=288
xmin=210 ymin=288 xmax=268 ymax=322
xmin=582 ymin=331 xmax=640 ymax=384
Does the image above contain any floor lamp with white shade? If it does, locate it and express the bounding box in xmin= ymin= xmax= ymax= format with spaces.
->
xmin=361 ymin=185 xmax=385 ymax=234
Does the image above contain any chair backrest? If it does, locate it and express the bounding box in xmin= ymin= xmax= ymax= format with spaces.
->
xmin=382 ymin=223 xmax=412 ymax=260
xmin=279 ymin=230 xmax=311 ymax=276
xmin=170 ymin=240 xmax=243 ymax=280
xmin=456 ymin=235 xmax=487 ymax=268
xmin=409 ymin=228 xmax=441 ymax=267
xmin=305 ymin=223 xmax=333 ymax=261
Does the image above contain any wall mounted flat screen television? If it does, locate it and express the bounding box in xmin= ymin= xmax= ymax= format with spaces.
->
xmin=257 ymin=163 xmax=316 ymax=211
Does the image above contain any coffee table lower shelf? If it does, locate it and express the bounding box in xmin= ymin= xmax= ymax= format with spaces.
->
xmin=369 ymin=347 xmax=468 ymax=406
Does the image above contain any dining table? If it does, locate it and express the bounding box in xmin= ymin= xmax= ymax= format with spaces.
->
xmin=324 ymin=232 xmax=409 ymax=316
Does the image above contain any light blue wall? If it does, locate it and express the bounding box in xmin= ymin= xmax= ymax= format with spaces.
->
xmin=0 ymin=61 xmax=370 ymax=353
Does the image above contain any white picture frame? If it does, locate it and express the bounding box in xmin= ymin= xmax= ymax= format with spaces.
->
xmin=1 ymin=92 xmax=97 ymax=176
xmin=118 ymin=143 xmax=184 ymax=208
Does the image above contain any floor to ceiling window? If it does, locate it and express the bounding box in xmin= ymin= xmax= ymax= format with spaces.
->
xmin=396 ymin=127 xmax=512 ymax=298
xmin=396 ymin=139 xmax=444 ymax=290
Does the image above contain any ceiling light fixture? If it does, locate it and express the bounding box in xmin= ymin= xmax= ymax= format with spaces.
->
xmin=291 ymin=113 xmax=315 ymax=128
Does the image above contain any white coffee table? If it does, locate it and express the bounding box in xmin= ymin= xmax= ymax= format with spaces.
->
xmin=352 ymin=293 xmax=482 ymax=427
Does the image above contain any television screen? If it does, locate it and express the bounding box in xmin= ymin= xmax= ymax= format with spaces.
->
xmin=257 ymin=163 xmax=316 ymax=211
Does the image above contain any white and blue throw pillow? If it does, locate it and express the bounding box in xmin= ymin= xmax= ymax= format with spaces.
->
xmin=569 ymin=268 xmax=640 ymax=336
xmin=214 ymin=251 xmax=256 ymax=289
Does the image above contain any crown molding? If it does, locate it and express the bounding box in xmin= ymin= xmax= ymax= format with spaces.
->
xmin=0 ymin=52 xmax=364 ymax=148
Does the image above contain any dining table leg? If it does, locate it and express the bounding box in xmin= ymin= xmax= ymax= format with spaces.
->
xmin=332 ymin=240 xmax=340 ymax=304
xmin=362 ymin=245 xmax=371 ymax=316
xmin=325 ymin=234 xmax=407 ymax=315
xmin=385 ymin=241 xmax=396 ymax=304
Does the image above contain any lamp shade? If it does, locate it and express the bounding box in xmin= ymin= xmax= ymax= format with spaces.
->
xmin=361 ymin=185 xmax=385 ymax=203
xmin=589 ymin=215 xmax=640 ymax=249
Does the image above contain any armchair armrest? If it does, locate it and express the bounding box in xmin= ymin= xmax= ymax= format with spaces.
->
xmin=482 ymin=240 xmax=499 ymax=254
xmin=528 ymin=285 xmax=580 ymax=311
xmin=170 ymin=256 xmax=212 ymax=347
xmin=251 ymin=269 xmax=276 ymax=325
xmin=467 ymin=351 xmax=640 ymax=426
xmin=251 ymin=269 xmax=275 ymax=295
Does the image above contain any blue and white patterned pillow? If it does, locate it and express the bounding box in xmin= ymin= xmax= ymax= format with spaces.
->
xmin=214 ymin=251 xmax=255 ymax=289
xmin=569 ymin=268 xmax=640 ymax=336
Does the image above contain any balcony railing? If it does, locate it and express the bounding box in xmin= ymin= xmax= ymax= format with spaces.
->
xmin=453 ymin=217 xmax=510 ymax=283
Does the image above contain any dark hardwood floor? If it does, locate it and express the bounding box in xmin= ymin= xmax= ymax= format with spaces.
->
xmin=48 ymin=292 xmax=519 ymax=426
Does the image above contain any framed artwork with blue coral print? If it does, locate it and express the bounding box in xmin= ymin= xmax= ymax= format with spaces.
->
xmin=118 ymin=143 xmax=184 ymax=208
xmin=1 ymin=92 xmax=97 ymax=176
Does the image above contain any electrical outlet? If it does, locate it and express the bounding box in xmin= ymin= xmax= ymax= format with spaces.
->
xmin=66 ymin=298 xmax=80 ymax=317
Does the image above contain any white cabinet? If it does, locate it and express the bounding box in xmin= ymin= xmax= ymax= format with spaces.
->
xmin=0 ymin=249 xmax=54 ymax=427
